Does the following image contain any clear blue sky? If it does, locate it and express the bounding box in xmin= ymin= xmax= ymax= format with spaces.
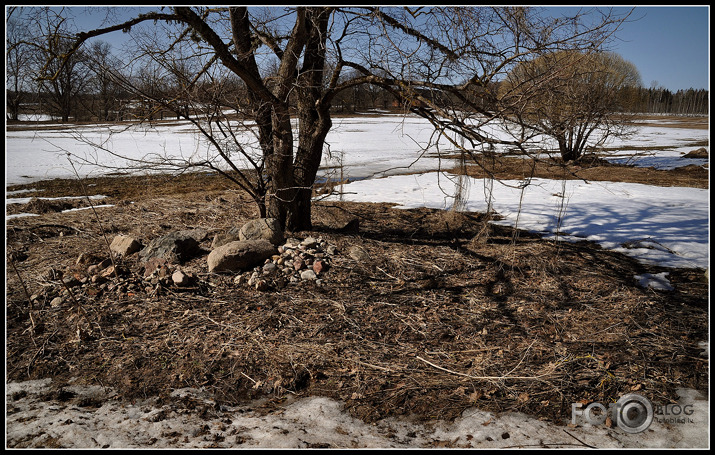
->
xmin=608 ymin=6 xmax=709 ymax=91
xmin=61 ymin=5 xmax=710 ymax=92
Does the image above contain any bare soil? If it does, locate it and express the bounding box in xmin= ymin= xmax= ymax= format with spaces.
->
xmin=5 ymin=155 xmax=709 ymax=427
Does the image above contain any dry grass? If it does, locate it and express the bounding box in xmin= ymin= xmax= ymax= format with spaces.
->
xmin=5 ymin=163 xmax=709 ymax=424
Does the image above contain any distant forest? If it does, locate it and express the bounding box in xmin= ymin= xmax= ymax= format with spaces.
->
xmin=7 ymin=84 xmax=708 ymax=123
xmin=629 ymin=87 xmax=709 ymax=115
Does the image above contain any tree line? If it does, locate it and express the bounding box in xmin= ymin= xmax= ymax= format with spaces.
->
xmin=628 ymin=86 xmax=709 ymax=115
xmin=6 ymin=8 xmax=707 ymax=124
xmin=7 ymin=69 xmax=709 ymax=123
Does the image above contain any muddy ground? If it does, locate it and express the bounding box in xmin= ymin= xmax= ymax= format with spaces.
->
xmin=5 ymin=149 xmax=709 ymax=443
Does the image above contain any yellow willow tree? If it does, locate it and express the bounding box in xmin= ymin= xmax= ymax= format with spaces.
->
xmin=500 ymin=50 xmax=642 ymax=162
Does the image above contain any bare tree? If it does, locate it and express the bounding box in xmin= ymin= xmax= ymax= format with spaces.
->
xmin=6 ymin=8 xmax=35 ymax=121
xmin=23 ymin=7 xmax=94 ymax=122
xmin=82 ymin=40 xmax=126 ymax=121
xmin=47 ymin=6 xmax=632 ymax=230
xmin=499 ymin=50 xmax=642 ymax=162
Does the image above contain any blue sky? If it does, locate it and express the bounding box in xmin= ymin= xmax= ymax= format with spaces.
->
xmin=608 ymin=6 xmax=709 ymax=91
xmin=62 ymin=5 xmax=710 ymax=92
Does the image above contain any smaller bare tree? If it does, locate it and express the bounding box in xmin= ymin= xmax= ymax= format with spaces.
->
xmin=499 ymin=50 xmax=643 ymax=162
xmin=6 ymin=9 xmax=35 ymax=121
xmin=83 ymin=40 xmax=125 ymax=121
xmin=23 ymin=7 xmax=94 ymax=122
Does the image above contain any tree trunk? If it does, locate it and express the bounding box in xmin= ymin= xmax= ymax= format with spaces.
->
xmin=287 ymin=8 xmax=332 ymax=232
xmin=561 ymin=147 xmax=579 ymax=162
xmin=289 ymin=111 xmax=332 ymax=231
xmin=266 ymin=106 xmax=297 ymax=229
xmin=272 ymin=7 xmax=332 ymax=233
xmin=558 ymin=136 xmax=579 ymax=162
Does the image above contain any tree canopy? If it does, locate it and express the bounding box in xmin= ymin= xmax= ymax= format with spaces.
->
xmin=18 ymin=6 xmax=635 ymax=229
xmin=500 ymin=50 xmax=643 ymax=161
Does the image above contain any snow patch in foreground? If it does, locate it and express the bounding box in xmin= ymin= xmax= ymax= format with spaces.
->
xmin=5 ymin=379 xmax=709 ymax=448
xmin=6 ymin=194 xmax=108 ymax=205
xmin=634 ymin=272 xmax=674 ymax=291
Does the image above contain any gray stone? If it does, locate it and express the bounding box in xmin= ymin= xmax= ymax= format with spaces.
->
xmin=207 ymin=240 xmax=277 ymax=273
xmin=301 ymin=237 xmax=318 ymax=249
xmin=139 ymin=229 xmax=206 ymax=263
xmin=110 ymin=235 xmax=143 ymax=257
xmin=100 ymin=265 xmax=117 ymax=278
xmin=300 ymin=269 xmax=317 ymax=281
xmin=247 ymin=271 xmax=260 ymax=286
xmin=62 ymin=275 xmax=81 ymax=288
xmin=349 ymin=245 xmax=371 ymax=262
xmin=239 ymin=218 xmax=284 ymax=245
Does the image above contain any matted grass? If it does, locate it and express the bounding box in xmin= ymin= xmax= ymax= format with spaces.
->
xmin=6 ymin=162 xmax=708 ymax=424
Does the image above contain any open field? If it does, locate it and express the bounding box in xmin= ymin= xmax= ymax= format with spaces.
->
xmin=5 ymin=114 xmax=710 ymax=448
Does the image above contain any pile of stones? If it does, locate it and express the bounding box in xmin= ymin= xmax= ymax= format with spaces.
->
xmin=234 ymin=236 xmax=338 ymax=291
xmin=206 ymin=218 xmax=341 ymax=291
xmin=28 ymin=218 xmax=343 ymax=307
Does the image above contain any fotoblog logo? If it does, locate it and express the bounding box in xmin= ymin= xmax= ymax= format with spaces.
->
xmin=571 ymin=393 xmax=654 ymax=434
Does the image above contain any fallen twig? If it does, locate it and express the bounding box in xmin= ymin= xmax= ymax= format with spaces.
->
xmin=416 ymin=355 xmax=553 ymax=381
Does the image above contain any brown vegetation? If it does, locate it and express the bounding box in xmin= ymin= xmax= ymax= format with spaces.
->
xmin=5 ymin=156 xmax=709 ymax=425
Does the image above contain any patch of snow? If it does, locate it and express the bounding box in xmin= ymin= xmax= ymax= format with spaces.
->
xmin=60 ymin=204 xmax=116 ymax=213
xmin=6 ymin=213 xmax=41 ymax=220
xmin=697 ymin=341 xmax=709 ymax=358
xmin=6 ymin=188 xmax=43 ymax=196
xmin=634 ymin=272 xmax=674 ymax=291
xmin=6 ymin=195 xmax=108 ymax=205
xmin=5 ymin=380 xmax=710 ymax=448
xmin=328 ymin=172 xmax=709 ymax=270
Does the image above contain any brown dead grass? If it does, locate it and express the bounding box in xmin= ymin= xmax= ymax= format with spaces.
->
xmin=444 ymin=153 xmax=708 ymax=189
xmin=5 ymin=158 xmax=709 ymax=426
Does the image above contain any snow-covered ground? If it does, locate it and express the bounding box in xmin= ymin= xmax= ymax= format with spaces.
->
xmin=5 ymin=114 xmax=710 ymax=448
xmin=328 ymin=173 xmax=709 ymax=270
xmin=604 ymin=123 xmax=709 ymax=169
xmin=5 ymin=377 xmax=710 ymax=448
xmin=7 ymin=113 xmax=708 ymax=187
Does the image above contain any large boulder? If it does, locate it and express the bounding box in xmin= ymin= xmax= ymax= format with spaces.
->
xmin=207 ymin=239 xmax=277 ymax=273
xmin=139 ymin=229 xmax=207 ymax=264
xmin=238 ymin=218 xmax=284 ymax=245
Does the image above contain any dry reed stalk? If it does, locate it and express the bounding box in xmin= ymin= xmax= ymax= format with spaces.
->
xmin=66 ymin=155 xmax=119 ymax=279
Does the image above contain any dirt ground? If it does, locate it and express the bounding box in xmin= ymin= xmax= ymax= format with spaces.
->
xmin=5 ymin=150 xmax=710 ymax=438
